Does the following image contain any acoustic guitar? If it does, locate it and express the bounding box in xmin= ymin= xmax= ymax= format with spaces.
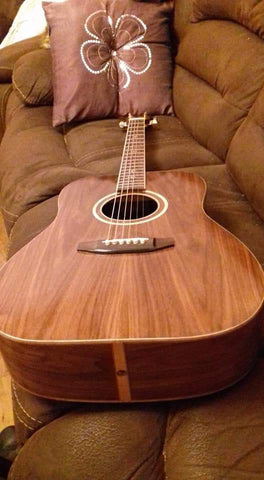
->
xmin=0 ymin=114 xmax=263 ymax=402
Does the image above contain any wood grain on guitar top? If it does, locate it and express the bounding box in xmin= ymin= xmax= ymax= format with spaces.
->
xmin=0 ymin=171 xmax=263 ymax=401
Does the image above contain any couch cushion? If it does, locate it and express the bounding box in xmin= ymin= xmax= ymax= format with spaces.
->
xmin=12 ymin=48 xmax=53 ymax=105
xmin=173 ymin=19 xmax=264 ymax=160
xmin=10 ymin=397 xmax=166 ymax=479
xmin=0 ymin=84 xmax=12 ymax=141
xmin=0 ymin=1 xmax=25 ymax=26
xmin=42 ymin=0 xmax=174 ymax=126
xmin=192 ymin=0 xmax=264 ymax=40
xmin=227 ymin=84 xmax=264 ymax=224
xmin=165 ymin=351 xmax=264 ymax=479
xmin=0 ymin=93 xmax=220 ymax=232
xmin=0 ymin=34 xmax=47 ymax=83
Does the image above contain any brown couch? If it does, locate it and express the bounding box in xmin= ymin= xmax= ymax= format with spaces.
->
xmin=0 ymin=0 xmax=264 ymax=478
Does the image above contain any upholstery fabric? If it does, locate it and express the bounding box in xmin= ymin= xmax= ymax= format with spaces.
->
xmin=172 ymin=8 xmax=264 ymax=220
xmin=0 ymin=0 xmax=24 ymax=43
xmin=0 ymin=15 xmax=12 ymax=43
xmin=0 ymin=84 xmax=12 ymax=141
xmin=0 ymin=1 xmax=25 ymax=26
xmin=9 ymin=404 xmax=166 ymax=480
xmin=173 ymin=20 xmax=264 ymax=160
xmin=173 ymin=0 xmax=192 ymax=39
xmin=12 ymin=48 xmax=53 ymax=105
xmin=42 ymin=0 xmax=174 ymax=125
xmin=0 ymin=35 xmax=47 ymax=83
xmin=165 ymin=352 xmax=264 ymax=479
xmin=227 ymin=85 xmax=264 ymax=224
xmin=192 ymin=0 xmax=264 ymax=40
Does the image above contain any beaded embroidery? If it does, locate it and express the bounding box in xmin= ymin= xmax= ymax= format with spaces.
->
xmin=80 ymin=10 xmax=152 ymax=89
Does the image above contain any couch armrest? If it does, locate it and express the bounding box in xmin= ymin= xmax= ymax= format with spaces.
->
xmin=0 ymin=34 xmax=46 ymax=83
xmin=0 ymin=83 xmax=12 ymax=142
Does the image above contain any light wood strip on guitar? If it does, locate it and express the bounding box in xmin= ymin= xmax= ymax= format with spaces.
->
xmin=112 ymin=342 xmax=131 ymax=401
xmin=0 ymin=211 xmax=13 ymax=429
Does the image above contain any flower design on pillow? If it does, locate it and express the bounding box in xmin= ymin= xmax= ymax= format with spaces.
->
xmin=80 ymin=10 xmax=152 ymax=89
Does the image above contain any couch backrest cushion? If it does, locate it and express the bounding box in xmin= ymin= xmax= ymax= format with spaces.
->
xmin=192 ymin=0 xmax=264 ymax=40
xmin=173 ymin=18 xmax=264 ymax=160
xmin=0 ymin=0 xmax=24 ymax=23
xmin=13 ymin=48 xmax=53 ymax=105
xmin=173 ymin=0 xmax=264 ymax=221
xmin=173 ymin=0 xmax=193 ymax=39
xmin=0 ymin=34 xmax=47 ymax=83
xmin=42 ymin=0 xmax=174 ymax=126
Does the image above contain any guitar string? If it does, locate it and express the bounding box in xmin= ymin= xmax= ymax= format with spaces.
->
xmin=141 ymin=116 xmax=146 ymax=231
xmin=128 ymin=117 xmax=145 ymax=241
xmin=121 ymin=117 xmax=136 ymax=240
xmin=135 ymin=120 xmax=140 ymax=240
xmin=134 ymin=119 xmax=140 ymax=241
xmin=113 ymin=115 xmax=133 ymax=240
xmin=125 ymin=116 xmax=145 ymax=241
xmin=121 ymin=116 xmax=145 ymax=241
xmin=125 ymin=119 xmax=137 ymax=241
xmin=106 ymin=116 xmax=131 ymax=241
xmin=137 ymin=117 xmax=146 ymax=239
xmin=107 ymin=116 xmax=145 ymax=242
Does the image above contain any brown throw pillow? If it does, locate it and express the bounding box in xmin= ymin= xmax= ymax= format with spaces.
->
xmin=42 ymin=0 xmax=174 ymax=126
xmin=13 ymin=48 xmax=53 ymax=106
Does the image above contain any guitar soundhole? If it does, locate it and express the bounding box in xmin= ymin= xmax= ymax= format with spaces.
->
xmin=101 ymin=194 xmax=158 ymax=220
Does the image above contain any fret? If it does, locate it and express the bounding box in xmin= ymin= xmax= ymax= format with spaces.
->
xmin=117 ymin=116 xmax=146 ymax=192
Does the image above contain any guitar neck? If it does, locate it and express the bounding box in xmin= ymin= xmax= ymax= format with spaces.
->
xmin=116 ymin=116 xmax=146 ymax=192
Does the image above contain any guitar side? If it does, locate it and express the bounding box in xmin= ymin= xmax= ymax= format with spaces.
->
xmin=0 ymin=171 xmax=263 ymax=402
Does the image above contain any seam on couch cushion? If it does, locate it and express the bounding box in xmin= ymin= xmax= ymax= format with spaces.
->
xmin=7 ymin=224 xmax=16 ymax=258
xmin=12 ymin=383 xmax=43 ymax=425
xmin=1 ymin=206 xmax=19 ymax=218
xmin=74 ymin=145 xmax=122 ymax=166
xmin=74 ymin=138 xmax=209 ymax=167
xmin=12 ymin=74 xmax=36 ymax=105
xmin=13 ymin=407 xmax=35 ymax=431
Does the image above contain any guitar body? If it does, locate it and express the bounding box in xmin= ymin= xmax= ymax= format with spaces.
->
xmin=0 ymin=171 xmax=263 ymax=402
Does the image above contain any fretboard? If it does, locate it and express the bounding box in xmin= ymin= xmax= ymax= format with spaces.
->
xmin=116 ymin=116 xmax=146 ymax=192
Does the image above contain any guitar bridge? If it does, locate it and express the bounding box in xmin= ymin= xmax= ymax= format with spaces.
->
xmin=77 ymin=237 xmax=174 ymax=254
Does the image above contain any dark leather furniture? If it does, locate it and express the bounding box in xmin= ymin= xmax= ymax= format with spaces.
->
xmin=0 ymin=0 xmax=264 ymax=478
